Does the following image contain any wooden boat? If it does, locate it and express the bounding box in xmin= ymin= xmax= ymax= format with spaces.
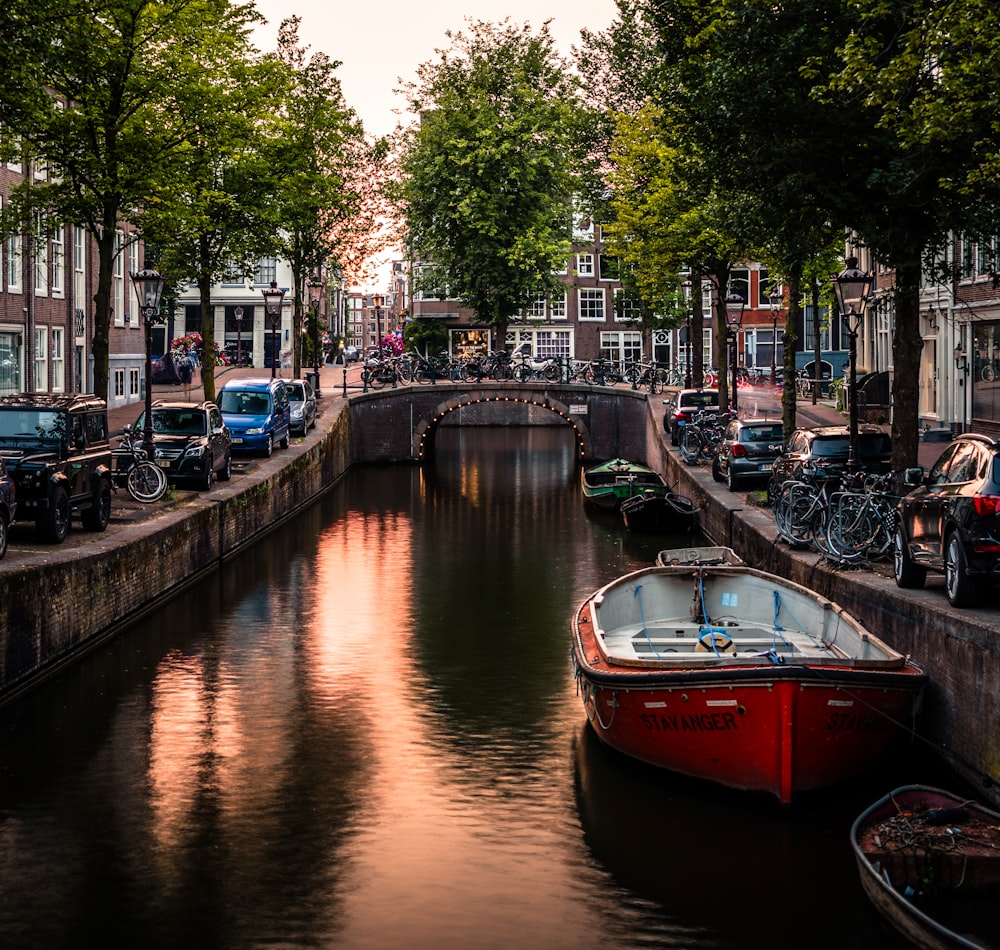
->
xmin=580 ymin=458 xmax=667 ymax=511
xmin=851 ymin=785 xmax=1000 ymax=949
xmin=656 ymin=546 xmax=744 ymax=567
xmin=621 ymin=488 xmax=698 ymax=533
xmin=571 ymin=562 xmax=927 ymax=804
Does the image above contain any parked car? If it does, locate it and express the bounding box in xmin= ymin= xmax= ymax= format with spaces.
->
xmin=663 ymin=388 xmax=721 ymax=445
xmin=342 ymin=346 xmax=360 ymax=363
xmin=767 ymin=424 xmax=893 ymax=503
xmin=712 ymin=418 xmax=785 ymax=490
xmin=894 ymin=433 xmax=1000 ymax=607
xmin=218 ymin=377 xmax=290 ymax=457
xmin=284 ymin=379 xmax=317 ymax=436
xmin=0 ymin=393 xmax=113 ymax=542
xmin=135 ymin=400 xmax=232 ymax=491
xmin=0 ymin=456 xmax=16 ymax=559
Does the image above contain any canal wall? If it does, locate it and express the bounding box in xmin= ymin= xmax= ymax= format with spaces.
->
xmin=645 ymin=397 xmax=1000 ymax=803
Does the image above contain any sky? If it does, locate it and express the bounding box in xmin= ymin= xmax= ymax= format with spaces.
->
xmin=250 ymin=0 xmax=620 ymax=139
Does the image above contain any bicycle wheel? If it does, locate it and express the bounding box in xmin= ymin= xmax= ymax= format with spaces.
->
xmin=775 ymin=481 xmax=818 ymax=546
xmin=127 ymin=461 xmax=167 ymax=503
xmin=679 ymin=426 xmax=703 ymax=464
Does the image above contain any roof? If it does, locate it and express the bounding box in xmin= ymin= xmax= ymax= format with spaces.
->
xmin=0 ymin=393 xmax=107 ymax=412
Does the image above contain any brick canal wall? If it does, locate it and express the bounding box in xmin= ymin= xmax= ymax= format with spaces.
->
xmin=646 ymin=396 xmax=1000 ymax=804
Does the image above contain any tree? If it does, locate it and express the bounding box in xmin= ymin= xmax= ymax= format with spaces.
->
xmin=0 ymin=0 xmax=262 ymax=401
xmin=394 ymin=19 xmax=588 ymax=348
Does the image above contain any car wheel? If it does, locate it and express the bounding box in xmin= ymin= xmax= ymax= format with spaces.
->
xmin=199 ymin=458 xmax=213 ymax=492
xmin=945 ymin=531 xmax=982 ymax=607
xmin=726 ymin=464 xmax=740 ymax=492
xmin=711 ymin=456 xmax=722 ymax=482
xmin=0 ymin=511 xmax=8 ymax=559
xmin=279 ymin=429 xmax=289 ymax=450
xmin=262 ymin=434 xmax=273 ymax=458
xmin=766 ymin=477 xmax=780 ymax=509
xmin=893 ymin=523 xmax=926 ymax=589
xmin=39 ymin=485 xmax=71 ymax=543
xmin=218 ymin=452 xmax=232 ymax=481
xmin=81 ymin=477 xmax=112 ymax=532
xmin=668 ymin=422 xmax=678 ymax=445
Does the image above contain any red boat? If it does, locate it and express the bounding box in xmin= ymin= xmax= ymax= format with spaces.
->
xmin=571 ymin=561 xmax=927 ymax=804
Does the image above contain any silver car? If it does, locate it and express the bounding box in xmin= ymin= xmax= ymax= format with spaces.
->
xmin=284 ymin=379 xmax=317 ymax=436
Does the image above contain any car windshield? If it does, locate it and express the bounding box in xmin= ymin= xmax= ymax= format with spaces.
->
xmin=683 ymin=394 xmax=718 ymax=409
xmin=811 ymin=437 xmax=851 ymax=457
xmin=742 ymin=424 xmax=783 ymax=443
xmin=151 ymin=409 xmax=206 ymax=435
xmin=0 ymin=408 xmax=67 ymax=441
xmin=858 ymin=433 xmax=892 ymax=457
xmin=220 ymin=391 xmax=269 ymax=414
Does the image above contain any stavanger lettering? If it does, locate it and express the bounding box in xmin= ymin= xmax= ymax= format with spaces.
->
xmin=642 ymin=712 xmax=738 ymax=732
xmin=825 ymin=713 xmax=889 ymax=731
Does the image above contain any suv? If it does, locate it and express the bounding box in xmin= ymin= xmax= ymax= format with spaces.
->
xmin=0 ymin=394 xmax=113 ymax=542
xmin=767 ymin=424 xmax=892 ymax=502
xmin=663 ymin=389 xmax=721 ymax=445
xmin=895 ymin=434 xmax=1000 ymax=607
xmin=135 ymin=400 xmax=232 ymax=491
xmin=218 ymin=377 xmax=291 ymax=456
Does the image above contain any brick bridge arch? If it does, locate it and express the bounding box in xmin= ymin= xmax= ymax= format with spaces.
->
xmin=412 ymin=389 xmax=592 ymax=461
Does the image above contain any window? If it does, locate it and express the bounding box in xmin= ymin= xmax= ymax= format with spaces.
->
xmin=521 ymin=293 xmax=546 ymax=320
xmin=51 ymin=224 xmax=64 ymax=296
xmin=51 ymin=328 xmax=64 ymax=392
xmin=129 ymin=367 xmax=140 ymax=396
xmin=599 ymin=255 xmax=621 ymax=281
xmin=6 ymin=228 xmax=21 ymax=293
xmin=728 ymin=267 xmax=749 ymax=305
xmin=114 ymin=369 xmax=125 ymax=398
xmin=114 ymin=231 xmax=125 ymax=326
xmin=74 ymin=228 xmax=85 ymax=318
xmin=614 ymin=290 xmax=642 ymax=322
xmin=578 ymin=288 xmax=605 ymax=320
xmin=577 ymin=254 xmax=595 ymax=277
xmin=600 ymin=330 xmax=642 ymax=363
xmin=535 ymin=329 xmax=571 ymax=358
xmin=549 ymin=292 xmax=567 ymax=320
xmin=34 ymin=327 xmax=47 ymax=391
xmin=34 ymin=212 xmax=48 ymax=296
xmin=254 ymin=256 xmax=277 ymax=285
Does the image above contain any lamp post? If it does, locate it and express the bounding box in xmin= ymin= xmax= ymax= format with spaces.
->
xmin=955 ymin=342 xmax=968 ymax=435
xmin=680 ymin=277 xmax=694 ymax=388
xmin=131 ymin=263 xmax=167 ymax=459
xmin=831 ymin=256 xmax=873 ymax=473
xmin=725 ymin=283 xmax=745 ymax=415
xmin=262 ymin=280 xmax=285 ymax=379
xmin=234 ymin=306 xmax=244 ymax=368
xmin=308 ymin=278 xmax=323 ymax=396
xmin=372 ymin=293 xmax=384 ymax=353
xmin=768 ymin=288 xmax=783 ymax=387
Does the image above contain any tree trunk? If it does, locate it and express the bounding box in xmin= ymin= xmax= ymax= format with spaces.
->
xmin=198 ymin=269 xmax=217 ymax=403
xmin=91 ymin=222 xmax=118 ymax=401
xmin=890 ymin=262 xmax=922 ymax=478
xmin=691 ymin=276 xmax=705 ymax=388
xmin=713 ymin=278 xmax=730 ymax=413
xmin=781 ymin=266 xmax=803 ymax=440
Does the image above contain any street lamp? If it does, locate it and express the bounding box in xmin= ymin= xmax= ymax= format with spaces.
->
xmin=234 ymin=306 xmax=244 ymax=368
xmin=725 ymin=283 xmax=745 ymax=415
xmin=372 ymin=293 xmax=384 ymax=353
xmin=681 ymin=277 xmax=693 ymax=388
xmin=831 ymin=256 xmax=874 ymax=472
xmin=308 ymin=277 xmax=323 ymax=396
xmin=955 ymin=342 xmax=968 ymax=435
xmin=131 ymin=262 xmax=167 ymax=459
xmin=768 ymin=287 xmax=783 ymax=387
xmin=262 ymin=280 xmax=286 ymax=379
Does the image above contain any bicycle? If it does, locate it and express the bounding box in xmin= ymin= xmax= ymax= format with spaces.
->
xmin=679 ymin=410 xmax=729 ymax=465
xmin=112 ymin=425 xmax=168 ymax=503
xmin=771 ymin=468 xmax=841 ymax=556
xmin=824 ymin=471 xmax=899 ymax=564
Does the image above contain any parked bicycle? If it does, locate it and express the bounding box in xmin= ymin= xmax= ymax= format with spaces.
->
xmin=112 ymin=425 xmax=168 ymax=503
xmin=679 ymin=409 xmax=730 ymax=465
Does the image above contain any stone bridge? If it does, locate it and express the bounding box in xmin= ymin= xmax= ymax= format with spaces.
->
xmin=344 ymin=381 xmax=657 ymax=463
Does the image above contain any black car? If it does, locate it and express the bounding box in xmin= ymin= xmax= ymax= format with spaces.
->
xmin=767 ymin=424 xmax=893 ymax=503
xmin=0 ymin=456 xmax=16 ymax=558
xmin=137 ymin=401 xmax=232 ymax=491
xmin=894 ymin=434 xmax=1000 ymax=607
xmin=712 ymin=418 xmax=785 ymax=490
xmin=0 ymin=393 xmax=113 ymax=542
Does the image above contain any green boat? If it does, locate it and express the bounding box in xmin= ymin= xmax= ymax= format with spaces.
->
xmin=580 ymin=458 xmax=668 ymax=511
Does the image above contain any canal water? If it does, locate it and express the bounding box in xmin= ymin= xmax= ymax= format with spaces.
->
xmin=0 ymin=426 xmax=957 ymax=949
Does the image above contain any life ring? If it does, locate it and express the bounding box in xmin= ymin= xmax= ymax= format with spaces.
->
xmin=696 ymin=631 xmax=736 ymax=654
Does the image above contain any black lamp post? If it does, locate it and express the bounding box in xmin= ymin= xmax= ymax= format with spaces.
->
xmin=955 ymin=342 xmax=968 ymax=435
xmin=308 ymin=278 xmax=323 ymax=396
xmin=681 ymin=277 xmax=693 ymax=388
xmin=262 ymin=280 xmax=285 ymax=379
xmin=234 ymin=306 xmax=244 ymax=367
xmin=831 ymin=256 xmax=873 ymax=472
xmin=131 ymin=263 xmax=167 ymax=459
xmin=372 ymin=293 xmax=384 ymax=353
xmin=725 ymin=283 xmax=745 ymax=415
xmin=768 ymin=288 xmax=783 ymax=387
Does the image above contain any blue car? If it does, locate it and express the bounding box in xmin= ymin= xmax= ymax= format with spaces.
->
xmin=218 ymin=377 xmax=291 ymax=457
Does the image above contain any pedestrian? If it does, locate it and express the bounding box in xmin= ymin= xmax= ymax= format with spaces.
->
xmin=179 ymin=354 xmax=193 ymax=398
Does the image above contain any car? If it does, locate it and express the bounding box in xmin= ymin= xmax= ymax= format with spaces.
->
xmin=218 ymin=377 xmax=291 ymax=457
xmin=0 ymin=393 xmax=113 ymax=542
xmin=894 ymin=434 xmax=1000 ymax=607
xmin=135 ymin=400 xmax=232 ymax=491
xmin=0 ymin=456 xmax=15 ymax=559
xmin=767 ymin=424 xmax=893 ymax=504
xmin=342 ymin=346 xmax=360 ymax=363
xmin=284 ymin=378 xmax=317 ymax=436
xmin=663 ymin=388 xmax=721 ymax=445
xmin=712 ymin=418 xmax=785 ymax=490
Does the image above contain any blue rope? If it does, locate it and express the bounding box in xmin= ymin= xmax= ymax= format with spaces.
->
xmin=697 ymin=574 xmax=729 ymax=657
xmin=634 ymin=584 xmax=660 ymax=658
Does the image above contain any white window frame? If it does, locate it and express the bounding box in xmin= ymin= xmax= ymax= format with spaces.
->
xmin=521 ymin=292 xmax=546 ymax=320
xmin=34 ymin=326 xmax=48 ymax=391
xmin=113 ymin=231 xmax=125 ymax=326
xmin=577 ymin=253 xmax=595 ymax=277
xmin=51 ymin=224 xmax=64 ymax=297
xmin=51 ymin=327 xmax=64 ymax=392
xmin=578 ymin=288 xmax=605 ymax=321
xmin=129 ymin=367 xmax=140 ymax=396
xmin=600 ymin=330 xmax=642 ymax=363
xmin=34 ymin=212 xmax=48 ymax=296
xmin=113 ymin=368 xmax=125 ymax=398
xmin=549 ymin=292 xmax=567 ymax=320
